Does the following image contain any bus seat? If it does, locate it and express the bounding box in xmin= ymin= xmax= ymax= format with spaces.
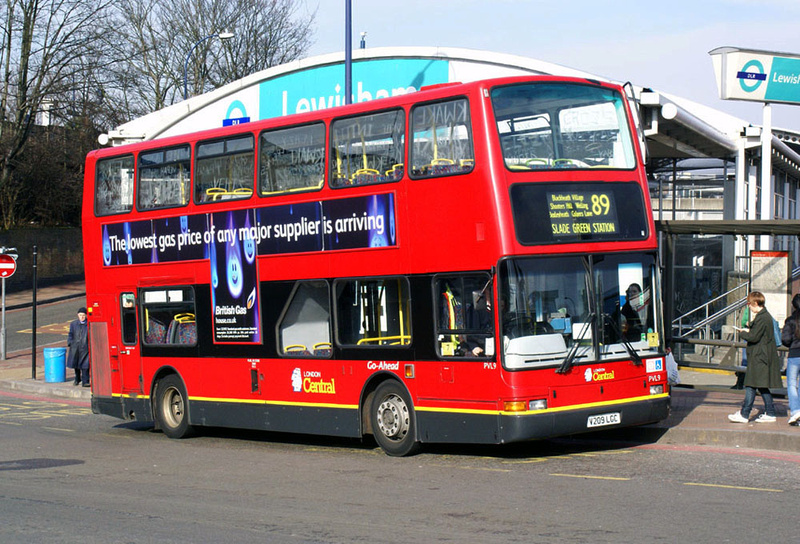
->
xmin=525 ymin=158 xmax=549 ymax=169
xmin=384 ymin=164 xmax=404 ymax=181
xmin=167 ymin=321 xmax=197 ymax=345
xmin=352 ymin=168 xmax=380 ymax=185
xmin=313 ymin=342 xmax=332 ymax=357
xmin=145 ymin=318 xmax=167 ymax=344
xmin=285 ymin=344 xmax=310 ymax=356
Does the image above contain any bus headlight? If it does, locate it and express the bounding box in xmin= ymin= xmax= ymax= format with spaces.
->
xmin=650 ymin=385 xmax=664 ymax=395
xmin=528 ymin=399 xmax=547 ymax=411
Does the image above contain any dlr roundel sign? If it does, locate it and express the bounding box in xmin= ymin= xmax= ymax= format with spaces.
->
xmin=0 ymin=254 xmax=17 ymax=278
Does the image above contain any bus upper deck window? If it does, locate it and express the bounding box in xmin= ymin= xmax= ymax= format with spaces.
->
xmin=259 ymin=123 xmax=325 ymax=196
xmin=138 ymin=145 xmax=191 ymax=210
xmin=410 ymin=98 xmax=474 ymax=179
xmin=195 ymin=135 xmax=255 ymax=203
xmin=95 ymin=155 xmax=134 ymax=216
xmin=330 ymin=110 xmax=405 ymax=188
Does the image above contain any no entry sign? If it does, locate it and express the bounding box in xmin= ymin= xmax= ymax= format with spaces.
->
xmin=0 ymin=254 xmax=17 ymax=278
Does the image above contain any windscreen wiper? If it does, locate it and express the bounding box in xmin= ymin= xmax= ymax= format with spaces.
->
xmin=557 ymin=312 xmax=595 ymax=374
xmin=601 ymin=313 xmax=643 ymax=366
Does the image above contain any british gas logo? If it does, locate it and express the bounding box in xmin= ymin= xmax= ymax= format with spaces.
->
xmin=584 ymin=367 xmax=615 ymax=382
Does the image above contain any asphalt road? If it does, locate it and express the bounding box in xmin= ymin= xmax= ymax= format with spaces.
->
xmin=2 ymin=298 xmax=76 ymax=354
xmin=0 ymin=390 xmax=798 ymax=544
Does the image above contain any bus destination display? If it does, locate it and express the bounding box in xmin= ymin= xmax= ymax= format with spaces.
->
xmin=547 ymin=190 xmax=618 ymax=237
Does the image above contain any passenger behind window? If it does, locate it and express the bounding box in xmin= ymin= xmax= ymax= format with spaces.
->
xmin=463 ymin=288 xmax=494 ymax=356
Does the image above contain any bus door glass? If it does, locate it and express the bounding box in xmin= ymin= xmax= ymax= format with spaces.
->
xmin=119 ymin=292 xmax=142 ymax=393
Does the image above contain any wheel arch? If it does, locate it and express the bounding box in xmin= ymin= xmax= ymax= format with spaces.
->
xmin=149 ymin=365 xmax=185 ymax=428
xmin=359 ymin=372 xmax=417 ymax=440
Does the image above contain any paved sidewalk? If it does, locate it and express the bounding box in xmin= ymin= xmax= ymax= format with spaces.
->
xmin=1 ymin=281 xmax=799 ymax=452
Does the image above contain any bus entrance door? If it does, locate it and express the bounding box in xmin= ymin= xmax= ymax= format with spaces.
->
xmin=119 ymin=293 xmax=143 ymax=394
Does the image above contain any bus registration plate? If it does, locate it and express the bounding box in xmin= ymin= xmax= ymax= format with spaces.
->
xmin=587 ymin=412 xmax=620 ymax=428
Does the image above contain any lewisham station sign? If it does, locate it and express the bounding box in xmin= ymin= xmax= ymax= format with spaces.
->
xmin=710 ymin=46 xmax=800 ymax=105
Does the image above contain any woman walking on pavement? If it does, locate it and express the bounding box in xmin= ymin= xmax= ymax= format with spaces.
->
xmin=781 ymin=293 xmax=800 ymax=425
xmin=729 ymin=291 xmax=782 ymax=423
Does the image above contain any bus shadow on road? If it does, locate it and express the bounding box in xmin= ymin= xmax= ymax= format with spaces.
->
xmin=111 ymin=419 xmax=660 ymax=459
xmin=0 ymin=458 xmax=85 ymax=471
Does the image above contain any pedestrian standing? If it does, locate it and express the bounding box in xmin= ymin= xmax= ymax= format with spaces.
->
xmin=728 ymin=291 xmax=782 ymax=423
xmin=781 ymin=293 xmax=800 ymax=426
xmin=67 ymin=307 xmax=90 ymax=387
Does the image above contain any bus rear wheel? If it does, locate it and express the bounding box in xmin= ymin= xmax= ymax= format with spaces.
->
xmin=154 ymin=375 xmax=194 ymax=439
xmin=371 ymin=381 xmax=420 ymax=456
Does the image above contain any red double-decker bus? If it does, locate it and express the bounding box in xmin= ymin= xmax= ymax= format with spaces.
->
xmin=83 ymin=75 xmax=669 ymax=455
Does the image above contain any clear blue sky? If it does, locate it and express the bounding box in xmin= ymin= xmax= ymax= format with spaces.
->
xmin=300 ymin=0 xmax=800 ymax=130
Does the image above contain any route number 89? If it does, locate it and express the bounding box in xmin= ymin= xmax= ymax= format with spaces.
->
xmin=591 ymin=194 xmax=610 ymax=215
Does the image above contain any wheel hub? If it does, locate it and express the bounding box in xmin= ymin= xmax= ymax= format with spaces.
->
xmin=376 ymin=394 xmax=409 ymax=440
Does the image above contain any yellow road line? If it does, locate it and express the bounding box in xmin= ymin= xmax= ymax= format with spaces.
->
xmin=550 ymin=473 xmax=630 ymax=481
xmin=458 ymin=466 xmax=513 ymax=473
xmin=684 ymin=482 xmax=783 ymax=493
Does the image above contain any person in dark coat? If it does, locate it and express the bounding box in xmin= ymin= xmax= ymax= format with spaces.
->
xmin=67 ymin=307 xmax=90 ymax=387
xmin=781 ymin=293 xmax=800 ymax=425
xmin=728 ymin=291 xmax=782 ymax=423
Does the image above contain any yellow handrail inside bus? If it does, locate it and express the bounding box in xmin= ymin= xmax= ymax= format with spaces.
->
xmin=356 ymin=335 xmax=410 ymax=346
xmin=285 ymin=344 xmax=307 ymax=353
xmin=174 ymin=313 xmax=195 ymax=323
xmin=398 ymin=278 xmax=408 ymax=344
xmin=179 ymin=164 xmax=187 ymax=204
xmin=525 ymin=158 xmax=549 ymax=168
xmin=361 ymin=131 xmax=369 ymax=172
xmin=205 ymin=187 xmax=228 ymax=201
xmin=385 ymin=163 xmax=404 ymax=176
xmin=261 ymin=179 xmax=324 ymax=196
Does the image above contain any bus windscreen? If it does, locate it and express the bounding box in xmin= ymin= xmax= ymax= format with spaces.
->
xmin=492 ymin=82 xmax=636 ymax=171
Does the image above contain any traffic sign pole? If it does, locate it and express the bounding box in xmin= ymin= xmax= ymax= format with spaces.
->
xmin=0 ymin=248 xmax=18 ymax=361
xmin=1 ymin=275 xmax=5 ymax=360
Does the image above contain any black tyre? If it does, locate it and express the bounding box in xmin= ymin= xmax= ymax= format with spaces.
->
xmin=154 ymin=375 xmax=195 ymax=439
xmin=371 ymin=381 xmax=420 ymax=456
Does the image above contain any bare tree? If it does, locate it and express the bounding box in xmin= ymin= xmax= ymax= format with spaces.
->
xmin=0 ymin=0 xmax=317 ymax=228
xmin=0 ymin=0 xmax=112 ymax=228
xmin=106 ymin=0 xmax=315 ymax=118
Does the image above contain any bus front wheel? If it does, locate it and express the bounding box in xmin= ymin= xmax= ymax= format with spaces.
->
xmin=154 ymin=375 xmax=195 ymax=439
xmin=371 ymin=381 xmax=420 ymax=456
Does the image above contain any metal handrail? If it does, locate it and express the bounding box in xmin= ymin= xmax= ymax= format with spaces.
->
xmin=672 ymin=265 xmax=800 ymax=334
xmin=672 ymin=281 xmax=748 ymax=329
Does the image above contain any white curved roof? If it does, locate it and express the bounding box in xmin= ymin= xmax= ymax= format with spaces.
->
xmin=102 ymin=45 xmax=770 ymax=162
xmin=103 ymin=46 xmax=608 ymax=145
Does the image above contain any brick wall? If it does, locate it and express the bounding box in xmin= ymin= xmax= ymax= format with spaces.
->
xmin=0 ymin=228 xmax=84 ymax=292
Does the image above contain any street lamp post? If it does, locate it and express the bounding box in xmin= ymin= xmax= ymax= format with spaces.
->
xmin=183 ymin=31 xmax=234 ymax=100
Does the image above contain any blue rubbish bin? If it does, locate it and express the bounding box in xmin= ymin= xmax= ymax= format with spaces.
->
xmin=43 ymin=347 xmax=67 ymax=383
